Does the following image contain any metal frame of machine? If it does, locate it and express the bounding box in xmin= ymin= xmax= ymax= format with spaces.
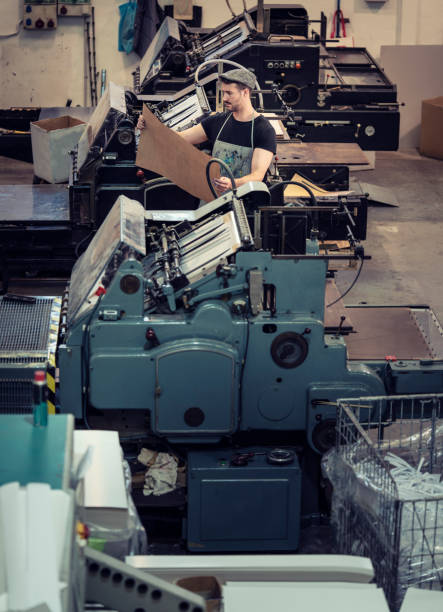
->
xmin=52 ymin=185 xmax=443 ymax=552
xmin=136 ymin=8 xmax=399 ymax=151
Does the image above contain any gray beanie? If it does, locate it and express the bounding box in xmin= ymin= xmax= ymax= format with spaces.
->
xmin=219 ymin=68 xmax=256 ymax=90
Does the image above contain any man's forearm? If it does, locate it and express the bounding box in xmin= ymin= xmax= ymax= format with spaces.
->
xmin=234 ymin=171 xmax=265 ymax=186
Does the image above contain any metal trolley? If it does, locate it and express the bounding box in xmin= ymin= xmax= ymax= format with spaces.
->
xmin=330 ymin=394 xmax=443 ymax=611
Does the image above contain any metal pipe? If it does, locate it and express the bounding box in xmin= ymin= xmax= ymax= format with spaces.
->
xmin=85 ymin=18 xmax=95 ymax=105
xmin=194 ymin=59 xmax=264 ymax=110
xmin=91 ymin=6 xmax=98 ymax=105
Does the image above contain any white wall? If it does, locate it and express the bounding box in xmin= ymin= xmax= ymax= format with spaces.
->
xmin=0 ymin=0 xmax=140 ymax=107
xmin=0 ymin=0 xmax=442 ymax=108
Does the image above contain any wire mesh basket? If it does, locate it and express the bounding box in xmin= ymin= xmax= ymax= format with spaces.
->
xmin=326 ymin=394 xmax=443 ymax=611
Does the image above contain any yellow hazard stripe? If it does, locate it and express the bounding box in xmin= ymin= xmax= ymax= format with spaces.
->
xmin=47 ymin=400 xmax=56 ymax=415
xmin=46 ymin=374 xmax=56 ymax=394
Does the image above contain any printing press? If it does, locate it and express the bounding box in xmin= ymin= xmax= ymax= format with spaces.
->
xmin=25 ymin=180 xmax=437 ymax=552
xmin=0 ymin=78 xmax=369 ymax=290
xmin=136 ymin=7 xmax=399 ymax=151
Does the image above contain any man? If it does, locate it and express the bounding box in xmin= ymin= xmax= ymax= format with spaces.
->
xmin=137 ymin=67 xmax=276 ymax=195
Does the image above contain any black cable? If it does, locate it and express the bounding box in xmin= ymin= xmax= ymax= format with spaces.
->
xmin=268 ymin=180 xmax=318 ymax=206
xmin=225 ymin=0 xmax=237 ymax=18
xmin=326 ymin=255 xmax=365 ymax=308
xmin=75 ymin=231 xmax=95 ymax=258
xmin=206 ymin=158 xmax=236 ymax=199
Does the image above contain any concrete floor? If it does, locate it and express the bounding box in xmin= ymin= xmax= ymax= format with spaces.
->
xmin=339 ymin=149 xmax=443 ymax=323
xmin=2 ymin=150 xmax=443 ymax=324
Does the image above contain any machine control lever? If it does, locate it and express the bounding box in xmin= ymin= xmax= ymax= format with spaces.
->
xmin=145 ymin=327 xmax=160 ymax=349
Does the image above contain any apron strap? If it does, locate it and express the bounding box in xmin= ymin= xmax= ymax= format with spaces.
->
xmin=215 ymin=112 xmax=256 ymax=149
xmin=215 ymin=113 xmax=233 ymax=143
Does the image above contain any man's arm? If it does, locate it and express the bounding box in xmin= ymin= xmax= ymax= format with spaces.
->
xmin=177 ymin=123 xmax=208 ymax=145
xmin=213 ymin=147 xmax=274 ymax=193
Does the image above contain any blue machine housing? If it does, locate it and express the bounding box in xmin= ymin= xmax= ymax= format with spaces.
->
xmin=60 ymin=250 xmax=385 ymax=447
xmin=58 ymin=193 xmax=443 ymax=552
xmin=187 ymin=447 xmax=302 ymax=552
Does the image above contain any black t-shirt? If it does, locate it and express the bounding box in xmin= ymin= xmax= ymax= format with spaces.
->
xmin=201 ymin=112 xmax=277 ymax=155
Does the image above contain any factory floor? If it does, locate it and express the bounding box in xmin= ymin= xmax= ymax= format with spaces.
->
xmin=2 ymin=149 xmax=443 ymax=325
xmin=339 ymin=149 xmax=443 ymax=324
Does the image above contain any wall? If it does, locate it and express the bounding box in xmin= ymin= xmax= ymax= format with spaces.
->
xmin=0 ymin=1 xmax=442 ymax=108
xmin=0 ymin=0 xmax=140 ymax=107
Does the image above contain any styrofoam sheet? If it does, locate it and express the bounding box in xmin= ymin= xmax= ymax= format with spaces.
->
xmin=400 ymin=588 xmax=443 ymax=612
xmin=223 ymin=582 xmax=389 ymax=612
xmin=73 ymin=430 xmax=127 ymax=510
xmin=126 ymin=555 xmax=374 ymax=584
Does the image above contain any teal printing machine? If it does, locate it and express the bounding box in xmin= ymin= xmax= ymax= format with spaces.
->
xmin=47 ymin=183 xmax=442 ymax=552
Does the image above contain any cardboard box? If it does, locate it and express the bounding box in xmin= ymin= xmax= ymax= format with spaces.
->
xmin=175 ymin=576 xmax=222 ymax=612
xmin=31 ymin=115 xmax=86 ymax=183
xmin=419 ymin=96 xmax=443 ymax=160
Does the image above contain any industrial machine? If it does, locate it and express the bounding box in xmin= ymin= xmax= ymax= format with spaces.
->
xmin=0 ymin=85 xmax=200 ymax=290
xmin=0 ymin=78 xmax=368 ymax=290
xmin=136 ymin=8 xmax=399 ymax=151
xmin=53 ymin=185 xmax=443 ymax=552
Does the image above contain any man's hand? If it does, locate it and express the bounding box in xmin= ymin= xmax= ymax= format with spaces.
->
xmin=212 ymin=176 xmax=235 ymax=195
xmin=137 ymin=115 xmax=146 ymax=130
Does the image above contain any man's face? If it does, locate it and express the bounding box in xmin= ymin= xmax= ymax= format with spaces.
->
xmin=221 ymin=82 xmax=247 ymax=112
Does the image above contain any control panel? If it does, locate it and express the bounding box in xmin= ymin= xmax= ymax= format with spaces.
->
xmin=24 ymin=2 xmax=57 ymax=30
xmin=265 ymin=59 xmax=304 ymax=71
xmin=58 ymin=0 xmax=91 ymax=17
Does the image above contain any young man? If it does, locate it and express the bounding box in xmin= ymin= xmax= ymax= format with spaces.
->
xmin=137 ymin=67 xmax=276 ymax=195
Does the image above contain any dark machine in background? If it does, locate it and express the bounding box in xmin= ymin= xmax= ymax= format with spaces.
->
xmin=136 ymin=6 xmax=399 ymax=151
xmin=0 ymin=81 xmax=370 ymax=291
xmin=0 ymin=3 xmax=398 ymax=291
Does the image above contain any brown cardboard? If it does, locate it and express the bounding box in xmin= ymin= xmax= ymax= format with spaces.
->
xmin=32 ymin=116 xmax=85 ymax=132
xmin=175 ymin=576 xmax=221 ymax=612
xmin=419 ymin=96 xmax=443 ymax=160
xmin=136 ymin=105 xmax=219 ymax=203
xmin=31 ymin=115 xmax=86 ymax=183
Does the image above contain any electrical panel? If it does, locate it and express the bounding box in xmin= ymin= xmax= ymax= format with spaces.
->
xmin=58 ymin=0 xmax=91 ymax=17
xmin=24 ymin=2 xmax=57 ymax=30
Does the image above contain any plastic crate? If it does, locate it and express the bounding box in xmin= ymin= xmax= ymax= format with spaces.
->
xmin=326 ymin=394 xmax=443 ymax=611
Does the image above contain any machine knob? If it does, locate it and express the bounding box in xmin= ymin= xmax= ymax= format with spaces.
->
xmin=35 ymin=18 xmax=44 ymax=28
xmin=60 ymin=5 xmax=68 ymax=15
xmin=145 ymin=327 xmax=160 ymax=348
xmin=47 ymin=19 xmax=55 ymax=28
xmin=136 ymin=169 xmax=145 ymax=180
xmin=26 ymin=5 xmax=32 ymax=12
xmin=267 ymin=448 xmax=295 ymax=465
xmin=295 ymin=62 xmax=302 ymax=69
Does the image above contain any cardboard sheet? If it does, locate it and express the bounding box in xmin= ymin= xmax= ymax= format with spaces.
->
xmin=136 ymin=105 xmax=219 ymax=203
xmin=284 ymin=172 xmax=352 ymax=198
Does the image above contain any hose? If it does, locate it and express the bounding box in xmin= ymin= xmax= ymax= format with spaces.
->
xmin=268 ymin=180 xmax=318 ymax=206
xmin=206 ymin=158 xmax=236 ymax=199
